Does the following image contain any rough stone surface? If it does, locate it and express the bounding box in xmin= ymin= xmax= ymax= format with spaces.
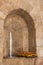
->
xmin=0 ymin=0 xmax=43 ymax=65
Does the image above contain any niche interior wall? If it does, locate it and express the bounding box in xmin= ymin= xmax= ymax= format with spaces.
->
xmin=3 ymin=8 xmax=36 ymax=58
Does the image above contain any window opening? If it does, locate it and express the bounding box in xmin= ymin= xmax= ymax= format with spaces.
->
xmin=10 ymin=32 xmax=12 ymax=58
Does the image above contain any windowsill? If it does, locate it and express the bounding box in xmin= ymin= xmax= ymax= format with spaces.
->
xmin=3 ymin=55 xmax=37 ymax=59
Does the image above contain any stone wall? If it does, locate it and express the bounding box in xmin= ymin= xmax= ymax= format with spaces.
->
xmin=0 ymin=0 xmax=43 ymax=65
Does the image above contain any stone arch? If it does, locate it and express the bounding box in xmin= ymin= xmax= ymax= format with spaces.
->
xmin=3 ymin=8 xmax=36 ymax=58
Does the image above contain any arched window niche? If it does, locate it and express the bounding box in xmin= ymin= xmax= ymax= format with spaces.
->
xmin=3 ymin=8 xmax=37 ymax=58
